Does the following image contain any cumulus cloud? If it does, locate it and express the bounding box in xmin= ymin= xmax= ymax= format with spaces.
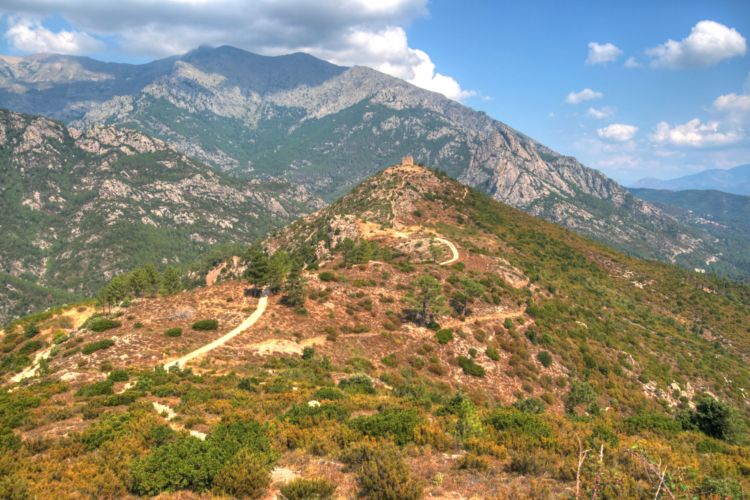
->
xmin=597 ymin=123 xmax=638 ymax=142
xmin=651 ymin=119 xmax=741 ymax=147
xmin=646 ymin=20 xmax=747 ymax=69
xmin=713 ymin=92 xmax=750 ymax=114
xmin=565 ymin=88 xmax=603 ymax=104
xmin=587 ymin=106 xmax=615 ymax=119
xmin=623 ymin=56 xmax=641 ymax=68
xmin=585 ymin=42 xmax=622 ymax=64
xmin=0 ymin=0 xmax=473 ymax=101
xmin=4 ymin=16 xmax=103 ymax=54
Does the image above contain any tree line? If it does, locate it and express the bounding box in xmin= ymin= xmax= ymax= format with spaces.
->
xmin=98 ymin=264 xmax=183 ymax=310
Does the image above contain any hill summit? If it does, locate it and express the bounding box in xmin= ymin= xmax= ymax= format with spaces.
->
xmin=1 ymin=159 xmax=749 ymax=498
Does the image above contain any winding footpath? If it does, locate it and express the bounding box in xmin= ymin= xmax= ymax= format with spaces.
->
xmin=435 ymin=237 xmax=459 ymax=266
xmin=164 ymin=289 xmax=269 ymax=370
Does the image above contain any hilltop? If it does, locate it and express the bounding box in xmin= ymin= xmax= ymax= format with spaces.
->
xmin=1 ymin=160 xmax=748 ymax=498
xmin=0 ymin=46 xmax=740 ymax=279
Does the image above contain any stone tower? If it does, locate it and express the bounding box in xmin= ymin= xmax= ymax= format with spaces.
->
xmin=401 ymin=155 xmax=414 ymax=166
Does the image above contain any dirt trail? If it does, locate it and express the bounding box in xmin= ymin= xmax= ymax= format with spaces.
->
xmin=434 ymin=237 xmax=459 ymax=265
xmin=11 ymin=346 xmax=53 ymax=383
xmin=442 ymin=306 xmax=526 ymax=329
xmin=164 ymin=290 xmax=269 ymax=370
xmin=152 ymin=401 xmax=206 ymax=440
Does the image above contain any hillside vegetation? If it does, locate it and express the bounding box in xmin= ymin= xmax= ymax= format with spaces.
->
xmin=1 ymin=162 xmax=748 ymax=498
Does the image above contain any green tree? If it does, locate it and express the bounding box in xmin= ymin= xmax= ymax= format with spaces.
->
xmin=127 ymin=268 xmax=148 ymax=297
xmin=691 ymin=396 xmax=743 ymax=442
xmin=451 ymin=278 xmax=484 ymax=316
xmin=267 ymin=250 xmax=292 ymax=293
xmin=245 ymin=245 xmax=270 ymax=290
xmin=212 ymin=448 xmax=272 ymax=499
xmin=160 ymin=266 xmax=182 ymax=295
xmin=142 ymin=264 xmax=161 ymax=297
xmin=283 ymin=265 xmax=306 ymax=308
xmin=405 ymin=274 xmax=447 ymax=326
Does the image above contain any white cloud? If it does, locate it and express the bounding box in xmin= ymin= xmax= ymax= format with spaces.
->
xmin=4 ymin=16 xmax=103 ymax=54
xmin=713 ymin=92 xmax=750 ymax=114
xmin=597 ymin=123 xmax=638 ymax=142
xmin=624 ymin=56 xmax=641 ymax=68
xmin=565 ymin=88 xmax=603 ymax=104
xmin=651 ymin=119 xmax=742 ymax=147
xmin=585 ymin=42 xmax=622 ymax=64
xmin=646 ymin=20 xmax=747 ymax=69
xmin=587 ymin=106 xmax=615 ymax=119
xmin=0 ymin=0 xmax=474 ymax=101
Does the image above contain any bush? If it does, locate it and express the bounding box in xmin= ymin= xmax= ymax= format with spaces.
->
xmin=454 ymin=453 xmax=489 ymax=471
xmin=81 ymin=339 xmax=115 ymax=355
xmin=165 ymin=327 xmax=182 ymax=337
xmin=512 ymin=398 xmax=546 ymax=414
xmin=343 ymin=440 xmax=422 ymax=500
xmin=107 ymin=369 xmax=129 ymax=382
xmin=435 ymin=328 xmax=453 ymax=344
xmin=192 ymin=319 xmax=219 ymax=331
xmin=23 ymin=324 xmax=40 ymax=339
xmin=318 ymin=271 xmax=338 ymax=282
xmin=536 ymin=351 xmax=553 ymax=368
xmin=487 ymin=409 xmax=550 ymax=443
xmin=457 ymin=356 xmax=485 ymax=377
xmin=339 ymin=375 xmax=375 ymax=394
xmin=698 ymin=477 xmax=743 ymax=498
xmin=18 ymin=340 xmax=44 ymax=355
xmin=691 ymin=396 xmax=743 ymax=442
xmin=213 ymin=448 xmax=272 ymax=499
xmin=348 ymin=408 xmax=422 ymax=445
xmin=284 ymin=403 xmax=350 ymax=427
xmin=565 ymin=380 xmax=596 ymax=415
xmin=76 ymin=380 xmax=114 ymax=397
xmin=131 ymin=436 xmax=221 ymax=495
xmin=313 ymin=387 xmax=345 ymax=400
xmin=280 ymin=478 xmax=336 ymax=499
xmin=623 ymin=412 xmax=682 ymax=436
xmin=486 ymin=347 xmax=500 ymax=361
xmin=87 ymin=317 xmax=121 ymax=332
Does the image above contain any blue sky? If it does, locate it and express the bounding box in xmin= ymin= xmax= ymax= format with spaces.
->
xmin=0 ymin=0 xmax=748 ymax=184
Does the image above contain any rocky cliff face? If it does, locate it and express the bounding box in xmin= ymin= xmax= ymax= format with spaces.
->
xmin=0 ymin=109 xmax=322 ymax=322
xmin=0 ymin=46 xmax=734 ymax=278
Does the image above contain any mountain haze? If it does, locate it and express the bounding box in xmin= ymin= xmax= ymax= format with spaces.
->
xmin=0 ymin=46 xmax=740 ymax=278
xmin=633 ymin=164 xmax=750 ymax=196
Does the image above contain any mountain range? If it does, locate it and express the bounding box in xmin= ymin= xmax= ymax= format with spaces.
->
xmin=0 ymin=46 xmax=743 ymax=283
xmin=633 ymin=164 xmax=750 ymax=196
xmin=0 ymin=109 xmax=321 ymax=322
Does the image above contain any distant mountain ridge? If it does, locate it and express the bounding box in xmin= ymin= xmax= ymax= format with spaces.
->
xmin=633 ymin=164 xmax=750 ymax=196
xmin=0 ymin=46 xmax=743 ymax=278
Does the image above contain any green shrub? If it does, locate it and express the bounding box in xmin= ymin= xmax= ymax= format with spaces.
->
xmin=487 ymin=409 xmax=550 ymax=443
xmin=691 ymin=396 xmax=743 ymax=442
xmin=280 ymin=478 xmax=336 ymax=499
xmin=318 ymin=271 xmax=338 ymax=282
xmin=108 ymin=369 xmax=129 ymax=382
xmin=536 ymin=351 xmax=553 ymax=368
xmin=381 ymin=353 xmax=398 ymax=367
xmin=486 ymin=347 xmax=500 ymax=361
xmin=165 ymin=327 xmax=182 ymax=337
xmin=23 ymin=324 xmax=40 ymax=339
xmin=348 ymin=408 xmax=422 ymax=445
xmin=565 ymin=380 xmax=596 ymax=415
xmin=131 ymin=436 xmax=221 ymax=495
xmin=313 ymin=387 xmax=345 ymax=400
xmin=623 ymin=412 xmax=682 ymax=436
xmin=192 ymin=319 xmax=219 ymax=331
xmin=81 ymin=339 xmax=115 ymax=355
xmin=87 ymin=317 xmax=121 ymax=332
xmin=512 ymin=398 xmax=546 ymax=414
xmin=454 ymin=453 xmax=489 ymax=471
xmin=343 ymin=440 xmax=422 ymax=499
xmin=339 ymin=375 xmax=375 ymax=394
xmin=435 ymin=328 xmax=453 ymax=344
xmin=284 ymin=403 xmax=350 ymax=427
xmin=457 ymin=356 xmax=485 ymax=377
xmin=503 ymin=318 xmax=514 ymax=329
xmin=18 ymin=340 xmax=44 ymax=355
xmin=698 ymin=477 xmax=743 ymax=498
xmin=213 ymin=448 xmax=272 ymax=499
xmin=76 ymin=380 xmax=114 ymax=397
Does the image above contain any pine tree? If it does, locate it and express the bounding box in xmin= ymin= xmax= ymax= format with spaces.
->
xmin=283 ymin=265 xmax=306 ymax=308
xmin=404 ymin=274 xmax=447 ymax=326
xmin=128 ymin=268 xmax=148 ymax=297
xmin=142 ymin=264 xmax=161 ymax=297
xmin=160 ymin=266 xmax=182 ymax=295
xmin=244 ymin=245 xmax=270 ymax=290
xmin=267 ymin=251 xmax=292 ymax=293
xmin=451 ymin=278 xmax=485 ymax=316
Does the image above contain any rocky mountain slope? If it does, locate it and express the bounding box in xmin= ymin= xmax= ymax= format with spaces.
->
xmin=1 ymin=161 xmax=748 ymax=498
xmin=633 ymin=164 xmax=750 ymax=196
xmin=0 ymin=46 xmax=737 ymax=278
xmin=0 ymin=109 xmax=322 ymax=322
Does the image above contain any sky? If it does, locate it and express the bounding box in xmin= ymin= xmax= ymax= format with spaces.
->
xmin=0 ymin=0 xmax=748 ymax=184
